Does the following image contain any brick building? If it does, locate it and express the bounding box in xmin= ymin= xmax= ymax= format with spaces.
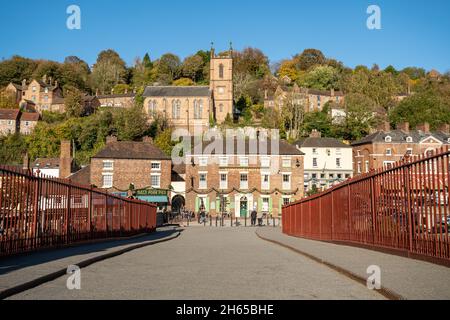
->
xmin=97 ymin=92 xmax=136 ymax=109
xmin=19 ymin=112 xmax=40 ymax=135
xmin=90 ymin=136 xmax=172 ymax=211
xmin=0 ymin=109 xmax=20 ymax=135
xmin=184 ymin=137 xmax=304 ymax=218
xmin=352 ymin=122 xmax=450 ymax=175
xmin=143 ymin=45 xmax=233 ymax=134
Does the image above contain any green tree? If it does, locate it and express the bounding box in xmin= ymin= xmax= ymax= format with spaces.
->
xmin=154 ymin=128 xmax=175 ymax=156
xmin=173 ymin=78 xmax=195 ymax=86
xmin=64 ymin=86 xmax=84 ymax=118
xmin=302 ymin=65 xmax=339 ymax=90
xmin=0 ymin=89 xmax=17 ymax=109
xmin=293 ymin=49 xmax=326 ymax=71
xmin=182 ymin=54 xmax=205 ymax=82
xmin=0 ymin=56 xmax=38 ymax=87
xmin=90 ymin=49 xmax=127 ymax=94
xmin=113 ymin=106 xmax=149 ymax=141
xmin=0 ymin=133 xmax=27 ymax=165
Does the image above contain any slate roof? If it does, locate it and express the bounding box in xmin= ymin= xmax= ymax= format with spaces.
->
xmin=352 ymin=129 xmax=450 ymax=146
xmin=20 ymin=112 xmax=40 ymax=121
xmin=0 ymin=109 xmax=20 ymax=120
xmin=32 ymin=158 xmax=60 ymax=169
xmin=295 ymin=137 xmax=350 ymax=148
xmin=143 ymin=86 xmax=211 ymax=98
xmin=69 ymin=165 xmax=91 ymax=185
xmin=92 ymin=141 xmax=171 ymax=160
xmin=190 ymin=138 xmax=304 ymax=156
xmin=97 ymin=93 xmax=136 ymax=99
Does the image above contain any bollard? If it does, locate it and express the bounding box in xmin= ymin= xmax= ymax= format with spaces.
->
xmin=215 ymin=216 xmax=218 ymax=227
xmin=210 ymin=217 xmax=212 ymax=227
xmin=273 ymin=217 xmax=275 ymax=227
xmin=187 ymin=216 xmax=190 ymax=227
xmin=236 ymin=217 xmax=238 ymax=227
xmin=245 ymin=215 xmax=247 ymax=227
xmin=231 ymin=217 xmax=233 ymax=227
xmin=266 ymin=215 xmax=269 ymax=226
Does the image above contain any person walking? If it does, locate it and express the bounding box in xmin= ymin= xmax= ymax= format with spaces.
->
xmin=251 ymin=208 xmax=257 ymax=226
xmin=257 ymin=210 xmax=264 ymax=226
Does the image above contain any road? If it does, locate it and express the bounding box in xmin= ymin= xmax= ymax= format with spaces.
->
xmin=9 ymin=227 xmax=384 ymax=300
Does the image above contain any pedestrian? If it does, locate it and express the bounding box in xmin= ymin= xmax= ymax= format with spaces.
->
xmin=257 ymin=210 xmax=264 ymax=226
xmin=251 ymin=209 xmax=257 ymax=226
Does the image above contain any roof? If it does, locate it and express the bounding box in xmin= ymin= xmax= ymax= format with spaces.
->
xmin=143 ymin=86 xmax=211 ymax=98
xmin=20 ymin=112 xmax=40 ymax=121
xmin=306 ymin=88 xmax=344 ymax=97
xmin=352 ymin=129 xmax=450 ymax=146
xmin=0 ymin=109 xmax=20 ymax=120
xmin=69 ymin=165 xmax=91 ymax=185
xmin=172 ymin=163 xmax=186 ymax=175
xmin=190 ymin=138 xmax=304 ymax=156
xmin=295 ymin=137 xmax=350 ymax=148
xmin=92 ymin=141 xmax=171 ymax=160
xmin=32 ymin=158 xmax=60 ymax=169
xmin=97 ymin=93 xmax=136 ymax=99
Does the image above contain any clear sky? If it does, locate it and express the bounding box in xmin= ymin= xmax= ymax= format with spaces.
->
xmin=1 ymin=0 xmax=449 ymax=72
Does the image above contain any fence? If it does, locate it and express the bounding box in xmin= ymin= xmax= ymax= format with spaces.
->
xmin=0 ymin=166 xmax=157 ymax=257
xmin=283 ymin=146 xmax=450 ymax=265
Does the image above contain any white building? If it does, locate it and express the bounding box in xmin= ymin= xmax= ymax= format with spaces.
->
xmin=295 ymin=130 xmax=353 ymax=192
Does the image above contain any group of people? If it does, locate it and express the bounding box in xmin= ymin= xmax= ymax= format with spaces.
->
xmin=250 ymin=209 xmax=264 ymax=227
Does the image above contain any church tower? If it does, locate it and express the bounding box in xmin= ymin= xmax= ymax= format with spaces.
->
xmin=210 ymin=43 xmax=233 ymax=123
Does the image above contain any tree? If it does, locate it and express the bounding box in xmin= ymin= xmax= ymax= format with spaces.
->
xmin=182 ymin=55 xmax=205 ymax=82
xmin=277 ymin=60 xmax=300 ymax=82
xmin=293 ymin=49 xmax=326 ymax=71
xmin=142 ymin=53 xmax=153 ymax=69
xmin=90 ymin=49 xmax=127 ymax=94
xmin=302 ymin=110 xmax=333 ymax=137
xmin=280 ymin=90 xmax=307 ymax=140
xmin=0 ymin=56 xmax=38 ymax=87
xmin=113 ymin=106 xmax=149 ymax=141
xmin=0 ymin=133 xmax=27 ymax=165
xmin=131 ymin=57 xmax=153 ymax=87
xmin=155 ymin=53 xmax=181 ymax=84
xmin=302 ymin=65 xmax=339 ymax=90
xmin=233 ymin=47 xmax=270 ymax=79
xmin=401 ymin=67 xmax=426 ymax=80
xmin=64 ymin=86 xmax=84 ymax=118
xmin=173 ymin=78 xmax=194 ymax=86
xmin=154 ymin=128 xmax=175 ymax=156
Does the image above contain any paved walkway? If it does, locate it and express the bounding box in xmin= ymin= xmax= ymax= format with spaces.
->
xmin=0 ymin=226 xmax=180 ymax=299
xmin=256 ymin=228 xmax=450 ymax=300
xmin=7 ymin=227 xmax=382 ymax=300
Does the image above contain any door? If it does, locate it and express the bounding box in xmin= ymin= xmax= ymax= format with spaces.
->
xmin=240 ymin=197 xmax=248 ymax=217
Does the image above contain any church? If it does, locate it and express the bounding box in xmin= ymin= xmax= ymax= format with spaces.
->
xmin=143 ymin=44 xmax=233 ymax=134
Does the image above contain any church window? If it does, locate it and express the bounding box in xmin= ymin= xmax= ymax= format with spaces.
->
xmin=219 ymin=64 xmax=224 ymax=79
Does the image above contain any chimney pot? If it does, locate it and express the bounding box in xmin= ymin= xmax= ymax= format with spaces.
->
xmin=106 ymin=136 xmax=118 ymax=144
xmin=397 ymin=122 xmax=410 ymax=133
xmin=416 ymin=122 xmax=430 ymax=133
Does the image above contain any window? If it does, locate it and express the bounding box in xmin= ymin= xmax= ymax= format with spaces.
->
xmin=44 ymin=88 xmax=48 ymax=93
xmin=219 ymin=156 xmax=228 ymax=167
xmin=44 ymin=95 xmax=48 ymax=102
xmin=172 ymin=99 xmax=181 ymax=119
xmin=406 ymin=148 xmax=413 ymax=156
xmin=199 ymin=157 xmax=208 ymax=167
xmin=312 ymin=148 xmax=318 ymax=155
xmin=148 ymin=100 xmax=157 ymax=114
xmin=25 ymin=121 xmax=29 ymax=126
xmin=102 ymin=174 xmax=113 ymax=188
xmin=337 ymin=174 xmax=343 ymax=179
xmin=261 ymin=173 xmax=270 ymax=190
xmin=320 ymin=173 xmax=325 ymax=179
xmin=151 ymin=174 xmax=160 ymax=188
xmin=32 ymin=86 xmax=36 ymax=92
xmin=282 ymin=174 xmax=291 ymax=190
xmin=219 ymin=64 xmax=224 ymax=78
xmin=357 ymin=150 xmax=361 ymax=157
xmin=336 ymin=148 xmax=342 ymax=155
xmin=386 ymin=148 xmax=392 ymax=156
xmin=220 ymin=173 xmax=228 ymax=189
xmin=103 ymin=161 xmax=113 ymax=170
xmin=365 ymin=161 xmax=369 ymax=173
xmin=329 ymin=173 xmax=335 ymax=179
xmin=282 ymin=197 xmax=291 ymax=206
xmin=240 ymin=157 xmax=249 ymax=167
xmin=312 ymin=173 xmax=317 ymax=179
xmin=262 ymin=198 xmax=270 ymax=212
xmin=313 ymin=158 xmax=318 ymax=168
xmin=385 ymin=136 xmax=392 ymax=143
xmin=345 ymin=174 xmax=351 ymax=179
xmin=282 ymin=158 xmax=291 ymax=168
xmin=7 ymin=120 xmax=12 ymax=125
xmin=336 ymin=158 xmax=341 ymax=168
xmin=357 ymin=162 xmax=362 ymax=174
xmin=406 ymin=136 xmax=413 ymax=143
xmin=260 ymin=157 xmax=270 ymax=168
xmin=32 ymin=95 xmax=36 ymax=102
xmin=151 ymin=162 xmax=161 ymax=170
xmin=326 ymin=149 xmax=331 ymax=156
xmin=199 ymin=173 xmax=207 ymax=189
xmin=240 ymin=173 xmax=248 ymax=189
xmin=194 ymin=100 xmax=203 ymax=119
xmin=383 ymin=161 xmax=395 ymax=168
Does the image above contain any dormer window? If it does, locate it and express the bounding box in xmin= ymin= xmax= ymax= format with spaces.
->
xmin=385 ymin=136 xmax=392 ymax=143
xmin=406 ymin=136 xmax=413 ymax=143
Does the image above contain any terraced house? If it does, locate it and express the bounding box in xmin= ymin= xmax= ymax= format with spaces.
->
xmin=184 ymin=137 xmax=304 ymax=218
xmin=352 ymin=122 xmax=450 ymax=175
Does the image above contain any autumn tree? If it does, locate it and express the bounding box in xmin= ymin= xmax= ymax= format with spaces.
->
xmin=293 ymin=49 xmax=326 ymax=71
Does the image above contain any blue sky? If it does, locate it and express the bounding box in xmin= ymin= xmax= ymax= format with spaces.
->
xmin=1 ymin=0 xmax=449 ymax=72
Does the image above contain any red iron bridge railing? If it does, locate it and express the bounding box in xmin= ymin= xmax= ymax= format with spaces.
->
xmin=282 ymin=146 xmax=450 ymax=266
xmin=0 ymin=166 xmax=157 ymax=257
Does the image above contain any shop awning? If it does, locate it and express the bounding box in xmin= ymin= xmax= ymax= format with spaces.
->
xmin=137 ymin=195 xmax=169 ymax=204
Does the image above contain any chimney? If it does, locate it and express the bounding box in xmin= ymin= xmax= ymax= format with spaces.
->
xmin=330 ymin=88 xmax=335 ymax=97
xmin=309 ymin=129 xmax=322 ymax=138
xmin=143 ymin=136 xmax=153 ymax=143
xmin=23 ymin=153 xmax=29 ymax=170
xmin=22 ymin=79 xmax=27 ymax=88
xmin=106 ymin=136 xmax=118 ymax=144
xmin=416 ymin=123 xmax=430 ymax=133
xmin=397 ymin=122 xmax=409 ymax=133
xmin=95 ymin=88 xmax=99 ymax=96
xmin=377 ymin=121 xmax=391 ymax=132
xmin=264 ymin=89 xmax=268 ymax=100
xmin=60 ymin=140 xmax=72 ymax=179
xmin=438 ymin=124 xmax=450 ymax=134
